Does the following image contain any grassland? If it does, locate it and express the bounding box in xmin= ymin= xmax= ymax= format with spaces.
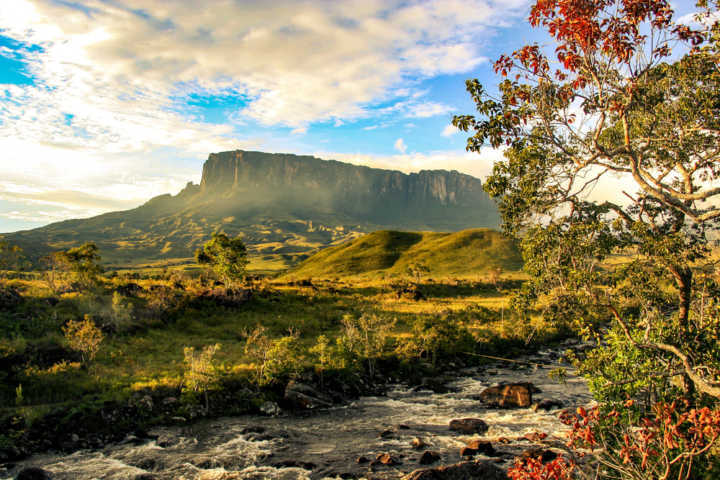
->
xmin=0 ymin=229 xmax=573 ymax=460
xmin=286 ymin=228 xmax=522 ymax=280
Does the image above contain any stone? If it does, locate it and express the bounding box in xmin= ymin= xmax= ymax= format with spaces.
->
xmin=479 ymin=383 xmax=534 ymax=408
xmin=259 ymin=401 xmax=281 ymax=416
xmin=284 ymin=381 xmax=332 ymax=410
xmin=461 ymin=440 xmax=496 ymax=457
xmin=402 ymin=461 xmax=506 ymax=480
xmin=15 ymin=468 xmax=53 ymax=480
xmin=448 ymin=418 xmax=489 ymax=434
xmin=419 ymin=451 xmax=441 ymax=465
xmin=411 ymin=437 xmax=429 ymax=450
xmin=532 ymin=399 xmax=564 ymax=411
xmin=373 ymin=453 xmax=401 ymax=466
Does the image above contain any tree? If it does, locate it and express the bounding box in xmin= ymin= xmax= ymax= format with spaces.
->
xmin=454 ymin=0 xmax=720 ymax=406
xmin=50 ymin=242 xmax=103 ymax=292
xmin=195 ymin=232 xmax=249 ymax=287
xmin=183 ymin=343 xmax=221 ymax=410
xmin=63 ymin=315 xmax=104 ymax=365
xmin=0 ymin=241 xmax=28 ymax=278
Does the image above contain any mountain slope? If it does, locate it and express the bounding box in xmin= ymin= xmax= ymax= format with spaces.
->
xmin=2 ymin=150 xmax=500 ymax=268
xmin=287 ymin=229 xmax=522 ymax=279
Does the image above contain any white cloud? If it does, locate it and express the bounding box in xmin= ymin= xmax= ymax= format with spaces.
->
xmin=0 ymin=0 xmax=528 ymax=130
xmin=442 ymin=124 xmax=460 ymax=137
xmin=394 ymin=138 xmax=407 ymax=154
xmin=0 ymin=0 xmax=531 ymax=228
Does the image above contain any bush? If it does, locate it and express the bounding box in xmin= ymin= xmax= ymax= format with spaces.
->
xmin=183 ymin=343 xmax=221 ymax=410
xmin=62 ymin=316 xmax=103 ymax=365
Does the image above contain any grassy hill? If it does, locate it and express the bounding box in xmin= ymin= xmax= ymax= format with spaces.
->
xmin=285 ymin=229 xmax=522 ymax=279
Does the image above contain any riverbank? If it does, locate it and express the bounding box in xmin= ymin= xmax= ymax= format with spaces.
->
xmin=3 ymin=343 xmax=592 ymax=480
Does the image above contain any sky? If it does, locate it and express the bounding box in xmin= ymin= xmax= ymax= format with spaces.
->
xmin=0 ymin=0 xmax=700 ymax=233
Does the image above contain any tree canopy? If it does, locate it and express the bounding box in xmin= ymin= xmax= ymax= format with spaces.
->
xmin=195 ymin=232 xmax=249 ymax=287
xmin=454 ymin=0 xmax=720 ymax=401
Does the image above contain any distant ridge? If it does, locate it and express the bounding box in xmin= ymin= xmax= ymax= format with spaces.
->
xmin=2 ymin=150 xmax=500 ymax=268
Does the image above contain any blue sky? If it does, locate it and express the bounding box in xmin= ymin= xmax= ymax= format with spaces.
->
xmin=0 ymin=0 xmax=700 ymax=232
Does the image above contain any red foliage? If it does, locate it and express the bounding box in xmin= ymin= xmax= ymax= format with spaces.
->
xmin=507 ymin=456 xmax=575 ymax=480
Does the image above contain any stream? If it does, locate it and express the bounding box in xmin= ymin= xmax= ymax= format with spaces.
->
xmin=3 ymin=345 xmax=592 ymax=480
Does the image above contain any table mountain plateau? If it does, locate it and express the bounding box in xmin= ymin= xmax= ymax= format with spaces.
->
xmin=2 ymin=150 xmax=500 ymax=268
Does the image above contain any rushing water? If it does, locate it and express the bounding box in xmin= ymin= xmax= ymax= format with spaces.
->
xmin=3 ymin=346 xmax=592 ymax=480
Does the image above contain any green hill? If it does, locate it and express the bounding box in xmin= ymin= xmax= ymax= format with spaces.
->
xmin=286 ymin=229 xmax=522 ymax=279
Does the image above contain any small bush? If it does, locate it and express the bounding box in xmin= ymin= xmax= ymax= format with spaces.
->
xmin=62 ymin=315 xmax=104 ymax=365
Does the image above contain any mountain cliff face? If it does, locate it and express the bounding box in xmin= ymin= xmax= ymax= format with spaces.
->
xmin=2 ymin=150 xmax=499 ymax=267
xmin=197 ymin=150 xmax=497 ymax=229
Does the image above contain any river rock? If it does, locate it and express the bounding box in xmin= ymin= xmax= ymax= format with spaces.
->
xmin=259 ymin=401 xmax=281 ymax=416
xmin=402 ymin=461 xmax=506 ymax=480
xmin=460 ymin=440 xmax=496 ymax=457
xmin=373 ymin=453 xmax=401 ymax=466
xmin=479 ymin=383 xmax=533 ymax=408
xmin=448 ymin=418 xmax=489 ymax=434
xmin=284 ymin=381 xmax=333 ymax=410
xmin=419 ymin=451 xmax=441 ymax=464
xmin=411 ymin=437 xmax=429 ymax=450
xmin=15 ymin=467 xmax=53 ymax=480
xmin=532 ymin=399 xmax=564 ymax=411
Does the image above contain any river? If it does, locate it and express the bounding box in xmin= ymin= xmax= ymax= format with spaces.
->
xmin=3 ymin=346 xmax=592 ymax=480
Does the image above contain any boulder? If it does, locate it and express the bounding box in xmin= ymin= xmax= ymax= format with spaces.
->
xmin=284 ymin=381 xmax=333 ymax=410
xmin=372 ymin=453 xmax=401 ymax=466
xmin=411 ymin=437 xmax=429 ymax=450
xmin=402 ymin=461 xmax=506 ymax=480
xmin=259 ymin=401 xmax=281 ymax=416
xmin=419 ymin=451 xmax=441 ymax=465
xmin=15 ymin=468 xmax=53 ymax=480
xmin=460 ymin=440 xmax=496 ymax=457
xmin=479 ymin=383 xmax=534 ymax=408
xmin=532 ymin=399 xmax=564 ymax=411
xmin=448 ymin=418 xmax=489 ymax=434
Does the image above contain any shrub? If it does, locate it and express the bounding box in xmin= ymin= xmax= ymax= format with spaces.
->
xmin=62 ymin=315 xmax=104 ymax=365
xmin=182 ymin=343 xmax=221 ymax=410
xmin=336 ymin=313 xmax=394 ymax=376
xmin=244 ymin=326 xmax=303 ymax=385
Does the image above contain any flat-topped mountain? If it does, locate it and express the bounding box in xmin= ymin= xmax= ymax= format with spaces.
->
xmin=2 ymin=150 xmax=500 ymax=268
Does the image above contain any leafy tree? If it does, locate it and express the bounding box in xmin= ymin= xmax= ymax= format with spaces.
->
xmin=50 ymin=242 xmax=103 ymax=292
xmin=183 ymin=343 xmax=221 ymax=410
xmin=0 ymin=241 xmax=28 ymax=278
xmin=195 ymin=232 xmax=249 ymax=287
xmin=63 ymin=315 xmax=104 ymax=365
xmin=454 ymin=0 xmax=720 ymax=405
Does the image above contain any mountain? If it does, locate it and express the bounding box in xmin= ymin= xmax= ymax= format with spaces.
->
xmin=286 ymin=229 xmax=522 ymax=279
xmin=2 ymin=150 xmax=500 ymax=268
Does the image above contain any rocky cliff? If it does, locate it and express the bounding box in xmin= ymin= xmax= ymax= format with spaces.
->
xmin=2 ymin=150 xmax=499 ymax=267
xmin=195 ymin=150 xmax=497 ymax=230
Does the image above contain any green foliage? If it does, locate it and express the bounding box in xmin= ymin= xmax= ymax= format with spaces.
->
xmin=336 ymin=313 xmax=395 ymax=376
xmin=243 ymin=325 xmax=303 ymax=385
xmin=195 ymin=232 xmax=249 ymax=286
xmin=183 ymin=343 xmax=221 ymax=409
xmin=49 ymin=242 xmax=103 ymax=292
xmin=398 ymin=315 xmax=475 ymax=366
xmin=0 ymin=241 xmax=28 ymax=277
xmin=62 ymin=315 xmax=104 ymax=365
xmin=455 ymin=0 xmax=720 ymax=403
